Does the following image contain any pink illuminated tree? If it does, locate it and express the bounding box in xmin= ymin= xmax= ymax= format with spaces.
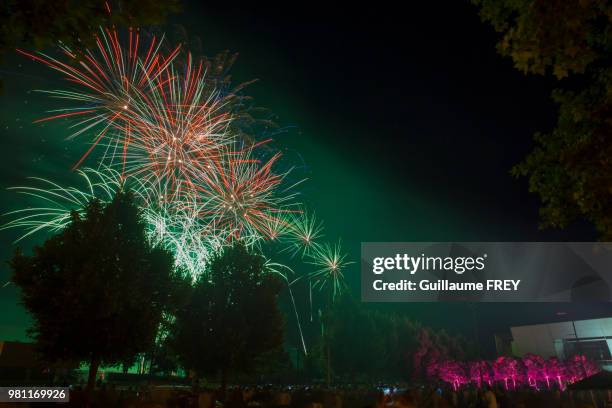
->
xmin=438 ymin=360 xmax=467 ymax=390
xmin=425 ymin=353 xmax=599 ymax=391
xmin=545 ymin=357 xmax=564 ymax=389
xmin=522 ymin=354 xmax=546 ymax=389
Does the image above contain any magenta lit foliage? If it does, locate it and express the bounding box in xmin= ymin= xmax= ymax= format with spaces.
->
xmin=426 ymin=354 xmax=600 ymax=391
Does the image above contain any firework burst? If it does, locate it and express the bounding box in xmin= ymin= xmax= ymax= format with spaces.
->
xmin=194 ymin=143 xmax=299 ymax=242
xmin=285 ymin=210 xmax=324 ymax=257
xmin=18 ymin=28 xmax=181 ymax=169
xmin=307 ymin=241 xmax=353 ymax=301
xmin=8 ymin=26 xmax=353 ymax=305
xmin=117 ymin=55 xmax=235 ymax=196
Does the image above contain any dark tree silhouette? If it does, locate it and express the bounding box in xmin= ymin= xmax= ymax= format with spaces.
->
xmin=472 ymin=0 xmax=612 ymax=238
xmin=315 ymin=296 xmax=474 ymax=383
xmin=147 ymin=271 xmax=192 ymax=376
xmin=10 ymin=190 xmax=178 ymax=389
xmin=0 ymin=0 xmax=179 ymax=53
xmin=171 ymin=243 xmax=284 ymax=391
xmin=0 ymin=0 xmax=180 ymax=92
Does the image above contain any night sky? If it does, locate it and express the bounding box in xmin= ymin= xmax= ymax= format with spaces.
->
xmin=0 ymin=1 xmax=609 ymax=355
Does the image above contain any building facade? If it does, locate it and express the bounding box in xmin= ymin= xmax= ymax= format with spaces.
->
xmin=510 ymin=317 xmax=612 ymax=371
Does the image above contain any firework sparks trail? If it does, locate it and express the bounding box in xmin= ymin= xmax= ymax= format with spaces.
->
xmin=0 ymin=168 xmax=221 ymax=279
xmin=263 ymin=260 xmax=308 ymax=355
xmin=1 ymin=167 xmax=136 ymax=241
xmin=1 ymin=165 xmax=298 ymax=280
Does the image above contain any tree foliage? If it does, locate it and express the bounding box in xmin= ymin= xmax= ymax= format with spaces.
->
xmin=147 ymin=270 xmax=193 ymax=376
xmin=473 ymin=0 xmax=610 ymax=79
xmin=1 ymin=0 xmax=179 ymax=52
xmin=472 ymin=0 xmax=612 ymax=238
xmin=10 ymin=191 xmax=178 ymax=388
xmin=314 ymin=297 xmax=474 ymax=383
xmin=0 ymin=0 xmax=179 ymax=92
xmin=171 ymin=243 xmax=284 ymax=388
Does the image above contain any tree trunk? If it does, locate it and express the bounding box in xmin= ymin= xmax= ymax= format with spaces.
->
xmin=192 ymin=372 xmax=200 ymax=393
xmin=326 ymin=287 xmax=332 ymax=387
xmin=326 ymin=340 xmax=331 ymax=387
xmin=87 ymin=357 xmax=100 ymax=391
xmin=220 ymin=367 xmax=228 ymax=400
